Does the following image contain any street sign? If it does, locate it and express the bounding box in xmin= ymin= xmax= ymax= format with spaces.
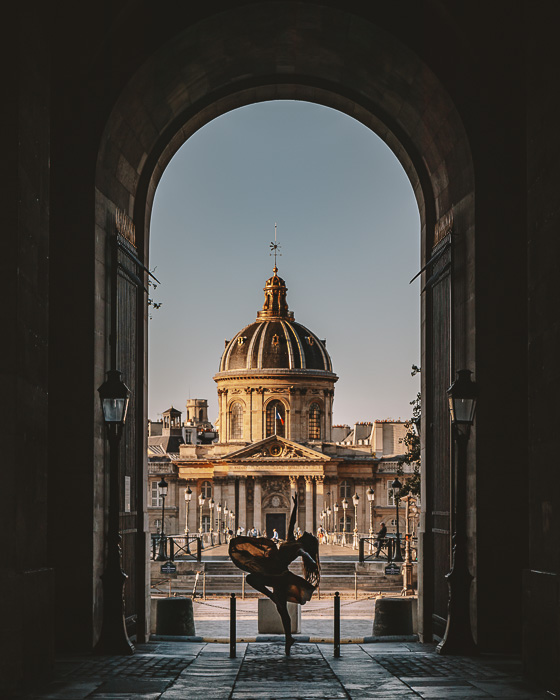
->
xmin=160 ymin=561 xmax=177 ymax=574
xmin=385 ymin=563 xmax=400 ymax=575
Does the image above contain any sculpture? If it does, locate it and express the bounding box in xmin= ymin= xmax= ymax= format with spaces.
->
xmin=228 ymin=494 xmax=320 ymax=654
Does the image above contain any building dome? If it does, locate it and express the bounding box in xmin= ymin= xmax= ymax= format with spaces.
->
xmin=218 ymin=268 xmax=333 ymax=374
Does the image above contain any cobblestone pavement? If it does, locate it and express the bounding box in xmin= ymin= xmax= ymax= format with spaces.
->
xmin=17 ymin=640 xmax=551 ymax=700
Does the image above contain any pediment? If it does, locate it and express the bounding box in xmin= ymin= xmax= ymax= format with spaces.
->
xmin=221 ymin=435 xmax=328 ymax=462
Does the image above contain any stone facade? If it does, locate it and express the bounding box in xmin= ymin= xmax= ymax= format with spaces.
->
xmin=148 ymin=271 xmax=408 ymax=539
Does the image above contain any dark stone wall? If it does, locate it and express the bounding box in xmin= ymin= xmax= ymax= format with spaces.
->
xmin=525 ymin=3 xmax=560 ymax=694
xmin=0 ymin=4 xmax=54 ymax=695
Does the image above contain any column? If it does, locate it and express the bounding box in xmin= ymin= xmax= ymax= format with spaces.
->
xmin=188 ymin=482 xmax=197 ymax=534
xmin=315 ymin=476 xmax=324 ymax=533
xmin=305 ymin=476 xmax=314 ymax=533
xmin=228 ymin=478 xmax=236 ymax=531
xmin=289 ymin=475 xmax=297 ymax=504
xmin=254 ymin=478 xmax=262 ymax=533
xmin=360 ymin=481 xmax=367 ymax=535
xmin=214 ymin=481 xmax=222 ymax=532
xmin=238 ymin=477 xmax=247 ymax=531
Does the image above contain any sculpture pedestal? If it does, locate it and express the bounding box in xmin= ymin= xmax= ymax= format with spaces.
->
xmin=258 ymin=598 xmax=301 ymax=634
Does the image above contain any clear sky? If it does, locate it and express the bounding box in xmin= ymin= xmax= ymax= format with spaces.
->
xmin=148 ymin=101 xmax=420 ymax=427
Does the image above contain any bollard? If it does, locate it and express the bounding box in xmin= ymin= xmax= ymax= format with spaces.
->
xmin=230 ymin=593 xmax=236 ymax=658
xmin=373 ymin=597 xmax=414 ymax=637
xmin=334 ymin=591 xmax=340 ymax=658
xmin=242 ymin=574 xmax=245 ymax=600
xmin=197 ymin=537 xmax=202 ymax=562
xmin=155 ymin=597 xmax=195 ymax=635
xmin=359 ymin=538 xmax=364 ymax=563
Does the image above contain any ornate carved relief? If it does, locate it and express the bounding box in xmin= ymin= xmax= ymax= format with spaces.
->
xmin=263 ymin=493 xmax=289 ymax=510
xmin=262 ymin=477 xmax=289 ymax=494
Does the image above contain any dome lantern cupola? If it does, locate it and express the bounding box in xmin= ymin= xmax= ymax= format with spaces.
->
xmin=257 ymin=267 xmax=294 ymax=320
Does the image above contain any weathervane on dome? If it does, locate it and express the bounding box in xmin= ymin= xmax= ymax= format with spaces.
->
xmin=270 ymin=222 xmax=282 ymax=271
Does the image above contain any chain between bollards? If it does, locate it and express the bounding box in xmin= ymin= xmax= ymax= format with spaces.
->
xmin=334 ymin=591 xmax=340 ymax=658
xmin=229 ymin=593 xmax=236 ymax=658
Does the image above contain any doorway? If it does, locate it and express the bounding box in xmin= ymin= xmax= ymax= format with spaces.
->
xmin=266 ymin=513 xmax=286 ymax=540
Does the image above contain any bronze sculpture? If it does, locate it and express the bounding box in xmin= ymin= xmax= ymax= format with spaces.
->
xmin=228 ymin=494 xmax=320 ymax=654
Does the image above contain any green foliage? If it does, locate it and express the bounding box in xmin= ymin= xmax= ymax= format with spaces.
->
xmin=397 ymin=367 xmax=421 ymax=498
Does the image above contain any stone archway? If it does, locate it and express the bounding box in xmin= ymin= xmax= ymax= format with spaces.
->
xmin=93 ymin=3 xmax=475 ymax=647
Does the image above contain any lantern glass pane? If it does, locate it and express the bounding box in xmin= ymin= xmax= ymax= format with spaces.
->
xmin=102 ymin=397 xmax=128 ymax=423
xmin=450 ymin=396 xmax=476 ymax=424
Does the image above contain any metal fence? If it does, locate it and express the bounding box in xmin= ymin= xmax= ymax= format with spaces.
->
xmin=151 ymin=534 xmax=202 ymax=562
xmin=358 ymin=536 xmax=418 ymax=563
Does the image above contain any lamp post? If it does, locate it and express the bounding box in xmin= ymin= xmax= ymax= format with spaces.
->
xmin=184 ymin=486 xmax=192 ymax=535
xmin=217 ymin=503 xmax=222 ymax=544
xmin=401 ymin=495 xmax=416 ymax=595
xmin=437 ymin=369 xmax=478 ymax=656
xmin=352 ymin=493 xmax=360 ymax=549
xmin=95 ymin=369 xmax=134 ymax=655
xmin=334 ymin=502 xmax=339 ymax=538
xmin=199 ymin=493 xmax=205 ymax=534
xmin=326 ymin=506 xmax=332 ymax=534
xmin=209 ymin=498 xmax=215 ymax=545
xmin=366 ymin=488 xmax=374 ymax=537
xmin=391 ymin=477 xmax=403 ymax=562
xmin=342 ymin=497 xmax=348 ymax=545
xmin=156 ymin=476 xmax=169 ymax=561
xmin=224 ymin=504 xmax=229 ymax=538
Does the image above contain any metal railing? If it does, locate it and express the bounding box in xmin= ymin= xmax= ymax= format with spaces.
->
xmin=327 ymin=531 xmax=370 ymax=548
xmin=358 ymin=536 xmax=418 ymax=563
xmin=151 ymin=534 xmax=202 ymax=562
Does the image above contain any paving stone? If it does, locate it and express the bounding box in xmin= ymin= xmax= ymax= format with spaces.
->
xmin=18 ymin=640 xmax=552 ymax=699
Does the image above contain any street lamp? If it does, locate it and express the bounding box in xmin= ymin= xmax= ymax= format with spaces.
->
xmin=438 ymin=369 xmax=478 ymax=656
xmin=326 ymin=506 xmax=332 ymax=533
xmin=184 ymin=486 xmax=192 ymax=535
xmin=352 ymin=493 xmax=360 ymax=549
xmin=95 ymin=369 xmax=134 ymax=655
xmin=366 ymin=487 xmax=374 ymax=537
xmin=217 ymin=502 xmax=222 ymax=544
xmin=401 ymin=495 xmax=417 ymax=595
xmin=391 ymin=477 xmax=403 ymax=562
xmin=341 ymin=497 xmax=348 ymax=545
xmin=199 ymin=493 xmax=205 ymax=534
xmin=156 ymin=476 xmax=168 ymax=561
xmin=333 ymin=502 xmax=339 ymax=536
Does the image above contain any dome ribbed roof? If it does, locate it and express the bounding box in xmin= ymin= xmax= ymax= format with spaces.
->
xmin=218 ymin=268 xmax=334 ymax=374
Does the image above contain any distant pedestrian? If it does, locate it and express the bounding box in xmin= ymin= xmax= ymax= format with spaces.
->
xmin=272 ymin=528 xmax=279 ymax=543
xmin=375 ymin=522 xmax=387 ymax=558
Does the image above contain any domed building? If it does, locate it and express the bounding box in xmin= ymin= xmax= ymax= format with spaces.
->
xmin=165 ymin=267 xmax=406 ymax=540
xmin=214 ymin=267 xmax=337 ymax=444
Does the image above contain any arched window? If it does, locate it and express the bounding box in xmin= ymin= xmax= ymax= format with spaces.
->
xmin=339 ymin=480 xmax=351 ymax=498
xmin=266 ymin=400 xmax=285 ymax=437
xmin=201 ymin=480 xmax=212 ymax=499
xmin=199 ymin=409 xmax=204 ymax=421
xmin=308 ymin=402 xmax=321 ymax=439
xmin=229 ymin=402 xmax=243 ymax=439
